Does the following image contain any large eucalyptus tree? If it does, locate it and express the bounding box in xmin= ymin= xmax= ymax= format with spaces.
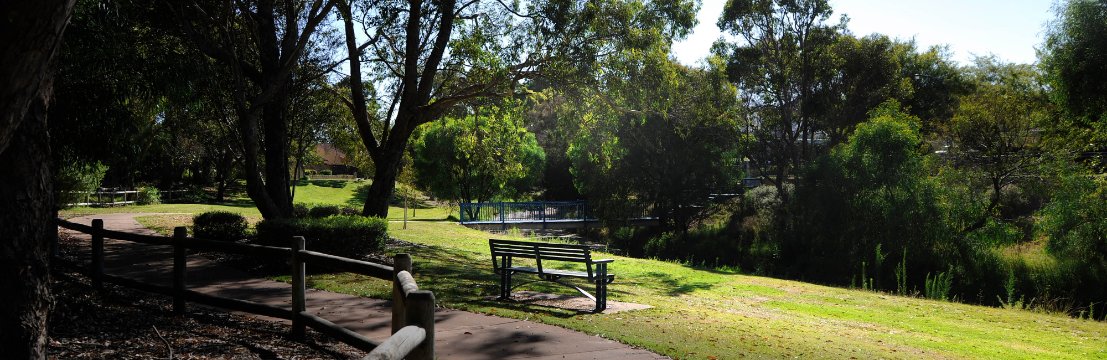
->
xmin=337 ymin=0 xmax=697 ymax=217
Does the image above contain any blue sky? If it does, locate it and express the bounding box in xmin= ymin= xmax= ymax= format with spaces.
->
xmin=672 ymin=0 xmax=1056 ymax=66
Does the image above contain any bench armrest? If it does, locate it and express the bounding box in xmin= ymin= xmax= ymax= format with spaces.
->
xmin=592 ymin=259 xmax=615 ymax=264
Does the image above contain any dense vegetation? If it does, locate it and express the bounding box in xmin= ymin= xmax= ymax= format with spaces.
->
xmin=30 ymin=4 xmax=1107 ymax=353
xmin=47 ymin=0 xmax=1107 ymax=319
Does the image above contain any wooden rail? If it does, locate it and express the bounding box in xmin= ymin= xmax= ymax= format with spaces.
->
xmin=57 ymin=218 xmax=435 ymax=360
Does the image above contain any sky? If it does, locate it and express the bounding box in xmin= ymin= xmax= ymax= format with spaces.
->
xmin=672 ymin=0 xmax=1056 ymax=66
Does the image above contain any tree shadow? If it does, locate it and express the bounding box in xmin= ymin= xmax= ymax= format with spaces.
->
xmin=218 ymin=197 xmax=258 ymax=208
xmin=640 ymin=271 xmax=716 ymax=296
xmin=307 ymin=180 xmax=347 ymax=188
xmin=392 ymin=244 xmax=581 ymax=317
xmin=346 ymin=183 xmax=371 ymax=209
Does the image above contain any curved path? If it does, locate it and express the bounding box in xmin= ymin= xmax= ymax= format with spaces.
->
xmin=61 ymin=213 xmax=667 ymax=360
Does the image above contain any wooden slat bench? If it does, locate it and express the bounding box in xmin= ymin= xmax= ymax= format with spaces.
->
xmin=489 ymin=239 xmax=615 ymax=312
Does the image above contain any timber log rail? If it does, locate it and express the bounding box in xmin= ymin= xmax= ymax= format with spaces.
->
xmin=57 ymin=218 xmax=435 ymax=360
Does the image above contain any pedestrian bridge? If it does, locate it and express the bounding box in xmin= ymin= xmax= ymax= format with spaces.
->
xmin=458 ymin=201 xmax=657 ymax=230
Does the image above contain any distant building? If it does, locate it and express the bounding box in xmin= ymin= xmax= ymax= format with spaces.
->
xmin=296 ymin=144 xmax=358 ymax=178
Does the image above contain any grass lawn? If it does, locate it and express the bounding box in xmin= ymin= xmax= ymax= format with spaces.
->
xmin=309 ymin=221 xmax=1107 ymax=360
xmin=61 ymin=180 xmax=452 ymax=222
xmin=63 ymin=182 xmax=1107 ymax=359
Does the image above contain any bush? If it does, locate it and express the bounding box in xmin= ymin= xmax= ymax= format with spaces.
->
xmin=136 ymin=186 xmax=161 ymax=205
xmin=320 ymin=169 xmax=333 ymax=175
xmin=255 ymin=215 xmax=387 ymax=257
xmin=55 ymin=161 xmax=107 ymax=208
xmin=176 ymin=186 xmax=213 ymax=204
xmin=308 ymin=205 xmax=341 ymax=218
xmin=293 ymin=203 xmax=310 ymax=218
xmin=193 ymin=211 xmax=248 ymax=241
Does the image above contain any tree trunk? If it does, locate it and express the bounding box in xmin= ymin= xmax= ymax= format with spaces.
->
xmin=0 ymin=84 xmax=56 ymax=360
xmin=0 ymin=1 xmax=75 ymax=357
xmin=363 ymin=147 xmax=405 ymax=217
xmin=262 ymin=96 xmax=292 ymax=217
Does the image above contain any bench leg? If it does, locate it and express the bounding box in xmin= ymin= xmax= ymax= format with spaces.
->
xmin=500 ymin=271 xmax=512 ymax=300
xmin=594 ymin=263 xmax=608 ymax=313
xmin=595 ymin=278 xmax=607 ymax=312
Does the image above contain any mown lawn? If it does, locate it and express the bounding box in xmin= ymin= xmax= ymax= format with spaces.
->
xmin=61 ymin=180 xmax=452 ymax=222
xmin=313 ymin=221 xmax=1107 ymax=360
xmin=67 ymin=183 xmax=1107 ymax=359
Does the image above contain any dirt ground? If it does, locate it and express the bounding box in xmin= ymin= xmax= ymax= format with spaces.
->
xmin=48 ymin=232 xmax=364 ymax=359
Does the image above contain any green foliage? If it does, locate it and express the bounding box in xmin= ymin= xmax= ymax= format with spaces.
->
xmin=1041 ymin=0 xmax=1107 ymax=149
xmin=1000 ymin=268 xmax=1025 ymax=310
xmin=192 ymin=211 xmax=248 ymax=242
xmin=307 ymin=205 xmax=341 ymax=218
xmin=895 ymin=249 xmax=909 ymax=296
xmin=925 ymin=267 xmax=955 ymax=301
xmin=790 ymin=101 xmax=950 ymax=285
xmin=54 ymin=161 xmax=107 ymax=208
xmin=412 ymin=103 xmax=545 ymax=204
xmin=568 ymin=57 xmax=742 ymax=229
xmin=1038 ymin=168 xmax=1107 ymax=266
xmin=255 ymin=215 xmax=387 ymax=257
xmin=292 ymin=203 xmax=310 ymax=218
xmin=136 ymin=186 xmax=161 ymax=205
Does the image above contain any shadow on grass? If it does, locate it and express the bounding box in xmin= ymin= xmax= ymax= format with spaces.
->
xmin=348 ymin=183 xmax=438 ymax=210
xmin=217 ymin=197 xmax=258 ymax=208
xmin=346 ymin=183 xmax=370 ymax=209
xmin=392 ymin=243 xmax=592 ymax=318
xmin=641 ymin=271 xmax=716 ymax=296
xmin=307 ymin=180 xmax=348 ymax=188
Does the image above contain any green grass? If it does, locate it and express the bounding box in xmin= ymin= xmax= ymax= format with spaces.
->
xmin=62 ymin=180 xmax=452 ymax=222
xmin=305 ymin=221 xmax=1107 ymax=360
xmin=64 ymin=182 xmax=1107 ymax=359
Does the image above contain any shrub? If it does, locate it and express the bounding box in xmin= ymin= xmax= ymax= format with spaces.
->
xmin=136 ymin=186 xmax=161 ymax=205
xmin=55 ymin=161 xmax=107 ymax=208
xmin=320 ymin=169 xmax=333 ymax=175
xmin=308 ymin=205 xmax=341 ymax=218
xmin=925 ymin=266 xmax=955 ymax=301
xmin=193 ymin=211 xmax=248 ymax=241
xmin=292 ymin=203 xmax=310 ymax=218
xmin=255 ymin=215 xmax=387 ymax=257
xmin=177 ymin=186 xmax=213 ymax=204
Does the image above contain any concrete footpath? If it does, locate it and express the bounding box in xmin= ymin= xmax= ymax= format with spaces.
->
xmin=62 ymin=213 xmax=667 ymax=360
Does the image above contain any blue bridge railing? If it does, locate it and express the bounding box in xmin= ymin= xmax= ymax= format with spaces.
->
xmin=458 ymin=201 xmax=593 ymax=224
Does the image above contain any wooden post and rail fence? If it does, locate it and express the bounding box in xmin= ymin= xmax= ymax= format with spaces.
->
xmin=58 ymin=218 xmax=435 ymax=360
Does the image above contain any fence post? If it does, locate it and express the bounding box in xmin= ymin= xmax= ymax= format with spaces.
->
xmin=499 ymin=202 xmax=506 ymax=230
xmin=541 ymin=201 xmax=547 ymax=230
xmin=291 ymin=236 xmax=307 ymax=339
xmin=172 ymin=226 xmax=187 ymax=314
xmin=406 ymin=290 xmax=435 ymax=360
xmin=91 ymin=219 xmax=104 ymax=290
xmin=392 ymin=253 xmax=412 ymax=334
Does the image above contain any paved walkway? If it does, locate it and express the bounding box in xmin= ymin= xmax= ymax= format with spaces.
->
xmin=61 ymin=213 xmax=667 ymax=360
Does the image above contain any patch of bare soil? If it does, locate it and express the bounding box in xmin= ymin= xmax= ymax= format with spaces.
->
xmin=49 ymin=234 xmax=364 ymax=359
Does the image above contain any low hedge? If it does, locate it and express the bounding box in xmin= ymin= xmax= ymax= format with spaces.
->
xmin=308 ymin=205 xmax=341 ymax=218
xmin=255 ymin=215 xmax=387 ymax=257
xmin=193 ymin=211 xmax=248 ymax=241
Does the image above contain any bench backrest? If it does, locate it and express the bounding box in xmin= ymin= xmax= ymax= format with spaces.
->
xmin=489 ymin=239 xmax=593 ymax=275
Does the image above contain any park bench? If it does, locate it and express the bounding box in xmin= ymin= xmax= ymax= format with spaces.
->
xmin=489 ymin=239 xmax=615 ymax=312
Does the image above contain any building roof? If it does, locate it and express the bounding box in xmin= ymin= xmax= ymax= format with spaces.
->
xmin=315 ymin=144 xmax=348 ymax=166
